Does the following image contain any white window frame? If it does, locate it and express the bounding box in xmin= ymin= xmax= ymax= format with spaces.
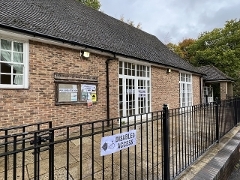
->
xmin=179 ymin=73 xmax=193 ymax=108
xmin=0 ymin=35 xmax=29 ymax=89
xmin=119 ymin=60 xmax=151 ymax=118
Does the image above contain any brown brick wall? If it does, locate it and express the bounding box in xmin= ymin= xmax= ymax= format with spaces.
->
xmin=0 ymin=40 xmax=203 ymax=128
xmin=192 ymin=75 xmax=201 ymax=105
xmin=151 ymin=66 xmax=179 ymax=110
xmin=0 ymin=40 xmax=118 ymax=128
xmin=108 ymin=59 xmax=119 ymax=119
xmin=220 ymin=82 xmax=227 ymax=100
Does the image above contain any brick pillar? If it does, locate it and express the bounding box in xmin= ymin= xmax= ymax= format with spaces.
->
xmin=227 ymin=82 xmax=233 ymax=98
xmin=220 ymin=82 xmax=227 ymax=100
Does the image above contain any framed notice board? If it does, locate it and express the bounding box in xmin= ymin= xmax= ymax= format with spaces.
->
xmin=54 ymin=73 xmax=98 ymax=105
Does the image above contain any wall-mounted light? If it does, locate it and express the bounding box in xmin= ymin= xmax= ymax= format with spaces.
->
xmin=80 ymin=50 xmax=90 ymax=58
xmin=167 ymin=68 xmax=171 ymax=73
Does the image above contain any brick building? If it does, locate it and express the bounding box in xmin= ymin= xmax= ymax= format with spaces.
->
xmin=0 ymin=0 xmax=216 ymax=128
xmin=198 ymin=65 xmax=234 ymax=103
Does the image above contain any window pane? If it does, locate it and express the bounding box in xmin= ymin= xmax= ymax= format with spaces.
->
xmin=132 ymin=64 xmax=135 ymax=76
xmin=14 ymin=75 xmax=23 ymax=85
xmin=13 ymin=42 xmax=23 ymax=52
xmin=128 ymin=68 xmax=131 ymax=76
xmin=119 ymin=61 xmax=122 ymax=68
xmin=119 ymin=78 xmax=122 ymax=86
xmin=119 ymin=61 xmax=122 ymax=74
xmin=0 ymin=62 xmax=11 ymax=73
xmin=1 ymin=39 xmax=11 ymax=50
xmin=119 ymin=94 xmax=123 ymax=101
xmin=13 ymin=64 xmax=24 ymax=74
xmin=13 ymin=52 xmax=23 ymax=63
xmin=124 ymin=68 xmax=128 ymax=75
xmin=187 ymin=84 xmax=190 ymax=92
xmin=120 ymin=109 xmax=123 ymax=117
xmin=188 ymin=75 xmax=192 ymax=82
xmin=0 ymin=74 xmax=11 ymax=84
xmin=181 ymin=74 xmax=185 ymax=81
xmin=1 ymin=51 xmax=11 ymax=62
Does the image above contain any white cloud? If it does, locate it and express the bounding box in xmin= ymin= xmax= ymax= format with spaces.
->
xmin=100 ymin=0 xmax=240 ymax=44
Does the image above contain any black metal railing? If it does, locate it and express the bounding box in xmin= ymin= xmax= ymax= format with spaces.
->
xmin=0 ymin=97 xmax=240 ymax=180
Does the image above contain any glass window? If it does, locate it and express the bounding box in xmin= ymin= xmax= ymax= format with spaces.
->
xmin=0 ymin=38 xmax=28 ymax=88
xmin=119 ymin=61 xmax=151 ymax=117
xmin=179 ymin=73 xmax=192 ymax=107
xmin=56 ymin=82 xmax=97 ymax=105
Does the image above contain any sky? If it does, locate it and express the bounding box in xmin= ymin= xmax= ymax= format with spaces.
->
xmin=100 ymin=0 xmax=240 ymax=44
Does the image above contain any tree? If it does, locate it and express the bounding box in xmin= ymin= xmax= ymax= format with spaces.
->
xmin=187 ymin=19 xmax=240 ymax=95
xmin=77 ymin=0 xmax=101 ymax=10
xmin=168 ymin=19 xmax=240 ymax=95
xmin=167 ymin=38 xmax=195 ymax=64
xmin=167 ymin=43 xmax=184 ymax=57
xmin=120 ymin=16 xmax=142 ymax=29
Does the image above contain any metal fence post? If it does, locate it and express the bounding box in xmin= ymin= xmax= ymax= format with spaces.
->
xmin=234 ymin=98 xmax=238 ymax=126
xmin=163 ymin=104 xmax=170 ymax=180
xmin=215 ymin=98 xmax=219 ymax=143
xmin=236 ymin=97 xmax=240 ymax=124
xmin=49 ymin=129 xmax=54 ymax=180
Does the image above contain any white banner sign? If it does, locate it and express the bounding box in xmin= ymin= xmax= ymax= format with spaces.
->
xmin=100 ymin=130 xmax=136 ymax=156
xmin=138 ymin=89 xmax=146 ymax=97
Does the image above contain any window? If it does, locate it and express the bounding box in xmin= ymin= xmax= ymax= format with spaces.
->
xmin=119 ymin=61 xmax=151 ymax=117
xmin=54 ymin=73 xmax=98 ymax=105
xmin=179 ymin=73 xmax=192 ymax=107
xmin=0 ymin=38 xmax=28 ymax=88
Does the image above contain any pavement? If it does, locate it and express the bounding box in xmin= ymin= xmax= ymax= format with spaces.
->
xmin=228 ymin=159 xmax=240 ymax=180
xmin=177 ymin=126 xmax=240 ymax=180
xmin=1 ymin=123 xmax=240 ymax=179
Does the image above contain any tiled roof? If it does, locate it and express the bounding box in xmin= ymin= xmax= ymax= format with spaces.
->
xmin=198 ymin=65 xmax=234 ymax=82
xmin=0 ymin=0 xmax=201 ymax=74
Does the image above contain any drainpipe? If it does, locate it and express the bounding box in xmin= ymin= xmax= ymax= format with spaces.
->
xmin=106 ymin=55 xmax=116 ymax=126
xmin=200 ymin=77 xmax=202 ymax=104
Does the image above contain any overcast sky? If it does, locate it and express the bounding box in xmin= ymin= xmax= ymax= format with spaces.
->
xmin=100 ymin=0 xmax=240 ymax=44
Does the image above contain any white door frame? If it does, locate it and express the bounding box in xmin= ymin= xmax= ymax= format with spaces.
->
xmin=118 ymin=61 xmax=151 ymax=122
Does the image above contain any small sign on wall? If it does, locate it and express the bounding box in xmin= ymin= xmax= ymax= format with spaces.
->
xmin=138 ymin=89 xmax=146 ymax=98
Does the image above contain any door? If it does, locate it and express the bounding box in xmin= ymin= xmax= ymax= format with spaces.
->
xmin=119 ymin=61 xmax=151 ymax=119
xmin=204 ymin=86 xmax=213 ymax=103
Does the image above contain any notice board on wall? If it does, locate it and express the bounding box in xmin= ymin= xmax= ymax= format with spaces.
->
xmin=54 ymin=73 xmax=98 ymax=105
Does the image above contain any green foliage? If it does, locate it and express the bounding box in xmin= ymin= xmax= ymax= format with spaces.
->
xmin=167 ymin=39 xmax=195 ymax=63
xmin=169 ymin=19 xmax=240 ymax=95
xmin=167 ymin=43 xmax=184 ymax=58
xmin=188 ymin=19 xmax=240 ymax=95
xmin=77 ymin=0 xmax=101 ymax=10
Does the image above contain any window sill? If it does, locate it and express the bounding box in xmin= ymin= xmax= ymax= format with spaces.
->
xmin=0 ymin=85 xmax=29 ymax=90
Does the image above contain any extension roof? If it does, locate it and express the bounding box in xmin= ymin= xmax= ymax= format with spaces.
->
xmin=0 ymin=0 xmax=201 ymax=74
xmin=198 ymin=65 xmax=234 ymax=82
